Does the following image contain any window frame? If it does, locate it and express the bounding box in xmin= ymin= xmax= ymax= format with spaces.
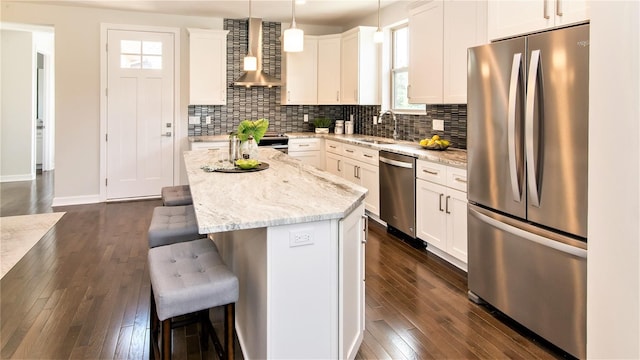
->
xmin=385 ymin=22 xmax=425 ymax=115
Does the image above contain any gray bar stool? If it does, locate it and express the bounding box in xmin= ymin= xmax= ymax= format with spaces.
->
xmin=148 ymin=238 xmax=238 ymax=360
xmin=148 ymin=205 xmax=205 ymax=248
xmin=161 ymin=185 xmax=193 ymax=206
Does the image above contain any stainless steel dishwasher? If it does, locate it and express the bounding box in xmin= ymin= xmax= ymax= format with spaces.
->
xmin=379 ymin=151 xmax=416 ymax=239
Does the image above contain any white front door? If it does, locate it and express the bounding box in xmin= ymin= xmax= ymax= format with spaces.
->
xmin=106 ymin=29 xmax=174 ymax=200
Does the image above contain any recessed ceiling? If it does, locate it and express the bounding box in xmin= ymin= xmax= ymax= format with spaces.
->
xmin=15 ymin=0 xmax=402 ymax=27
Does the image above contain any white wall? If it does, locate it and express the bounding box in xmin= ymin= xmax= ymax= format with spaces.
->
xmin=588 ymin=1 xmax=640 ymax=358
xmin=1 ymin=29 xmax=34 ymax=182
xmin=1 ymin=1 xmax=224 ymax=204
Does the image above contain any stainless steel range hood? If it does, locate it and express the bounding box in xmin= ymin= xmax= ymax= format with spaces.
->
xmin=234 ymin=18 xmax=281 ymax=87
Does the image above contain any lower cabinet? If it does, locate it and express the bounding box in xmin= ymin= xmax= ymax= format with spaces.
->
xmin=416 ymin=160 xmax=468 ymax=269
xmin=339 ymin=203 xmax=366 ymax=360
xmin=288 ymin=138 xmax=324 ymax=169
xmin=325 ymin=141 xmax=380 ymax=217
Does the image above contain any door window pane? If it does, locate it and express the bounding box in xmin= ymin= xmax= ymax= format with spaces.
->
xmin=121 ymin=54 xmax=141 ymax=68
xmin=120 ymin=40 xmax=163 ymax=69
xmin=142 ymin=55 xmax=162 ymax=69
xmin=121 ymin=40 xmax=141 ymax=54
xmin=143 ymin=41 xmax=162 ymax=55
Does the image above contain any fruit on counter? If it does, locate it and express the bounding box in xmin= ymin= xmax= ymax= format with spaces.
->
xmin=419 ymin=135 xmax=450 ymax=149
xmin=235 ymin=158 xmax=260 ymax=169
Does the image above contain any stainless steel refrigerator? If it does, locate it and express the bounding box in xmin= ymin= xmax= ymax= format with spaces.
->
xmin=467 ymin=24 xmax=588 ymax=359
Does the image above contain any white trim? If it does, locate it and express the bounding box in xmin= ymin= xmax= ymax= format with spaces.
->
xmin=0 ymin=174 xmax=36 ymax=183
xmin=52 ymin=194 xmax=102 ymax=207
xmin=99 ymin=23 xmax=181 ymax=202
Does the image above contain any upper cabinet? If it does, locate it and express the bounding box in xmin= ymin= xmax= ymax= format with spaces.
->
xmin=281 ymin=37 xmax=318 ymax=105
xmin=341 ymin=27 xmax=380 ymax=105
xmin=187 ymin=28 xmax=228 ymax=105
xmin=488 ymin=0 xmax=589 ymax=40
xmin=317 ymin=35 xmax=341 ymax=105
xmin=408 ymin=1 xmax=487 ymax=105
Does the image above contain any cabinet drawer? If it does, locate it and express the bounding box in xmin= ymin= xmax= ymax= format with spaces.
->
xmin=190 ymin=141 xmax=228 ymax=151
xmin=325 ymin=140 xmax=343 ymax=154
xmin=289 ymin=138 xmax=322 ymax=152
xmin=416 ymin=160 xmax=447 ymax=185
xmin=342 ymin=144 xmax=379 ymax=166
xmin=447 ymin=167 xmax=467 ymax=192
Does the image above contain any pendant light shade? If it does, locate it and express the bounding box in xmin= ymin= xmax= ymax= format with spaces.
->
xmin=284 ymin=0 xmax=304 ymax=52
xmin=374 ymin=0 xmax=383 ymax=43
xmin=243 ymin=0 xmax=258 ymax=71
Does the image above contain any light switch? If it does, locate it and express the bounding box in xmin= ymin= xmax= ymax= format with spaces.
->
xmin=373 ymin=116 xmax=378 ymax=125
xmin=303 ymin=114 xmax=309 ymax=122
xmin=205 ymin=116 xmax=212 ymax=124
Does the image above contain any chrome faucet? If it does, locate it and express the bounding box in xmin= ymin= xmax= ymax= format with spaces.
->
xmin=380 ymin=109 xmax=398 ymax=141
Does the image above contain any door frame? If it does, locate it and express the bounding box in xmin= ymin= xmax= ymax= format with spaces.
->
xmin=99 ymin=23 xmax=181 ymax=202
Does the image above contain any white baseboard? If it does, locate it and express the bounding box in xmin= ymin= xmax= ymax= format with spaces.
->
xmin=0 ymin=173 xmax=36 ymax=182
xmin=52 ymin=194 xmax=102 ymax=207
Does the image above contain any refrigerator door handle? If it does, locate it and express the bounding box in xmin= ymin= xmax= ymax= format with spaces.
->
xmin=469 ymin=207 xmax=587 ymax=259
xmin=508 ymin=53 xmax=523 ymax=203
xmin=526 ymin=49 xmax=542 ymax=207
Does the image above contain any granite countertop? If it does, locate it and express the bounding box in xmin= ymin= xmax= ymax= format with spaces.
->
xmin=184 ymin=148 xmax=368 ymax=234
xmin=189 ymin=132 xmax=467 ymax=169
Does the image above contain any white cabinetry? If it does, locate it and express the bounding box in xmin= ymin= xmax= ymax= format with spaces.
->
xmin=187 ymin=29 xmax=228 ymax=105
xmin=288 ymin=137 xmax=324 ymax=169
xmin=317 ymin=35 xmax=342 ymax=105
xmin=325 ymin=140 xmax=380 ymax=216
xmin=408 ymin=1 xmax=486 ymax=104
xmin=281 ymin=37 xmax=318 ymax=105
xmin=339 ymin=203 xmax=366 ymax=360
xmin=190 ymin=140 xmax=228 ymax=152
xmin=488 ymin=0 xmax=589 ymax=40
xmin=416 ymin=160 xmax=468 ymax=269
xmin=340 ymin=27 xmax=379 ymax=105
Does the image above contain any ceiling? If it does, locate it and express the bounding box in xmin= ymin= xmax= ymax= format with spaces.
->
xmin=17 ymin=0 xmax=402 ymax=27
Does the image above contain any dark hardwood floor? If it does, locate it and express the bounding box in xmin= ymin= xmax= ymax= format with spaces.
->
xmin=1 ymin=174 xmax=569 ymax=359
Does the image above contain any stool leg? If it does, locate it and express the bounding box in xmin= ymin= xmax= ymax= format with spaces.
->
xmin=224 ymin=303 xmax=235 ymax=360
xmin=162 ymin=319 xmax=171 ymax=360
xmin=150 ymin=290 xmax=158 ymax=360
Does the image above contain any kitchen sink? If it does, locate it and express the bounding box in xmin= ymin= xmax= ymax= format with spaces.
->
xmin=357 ymin=139 xmax=396 ymax=145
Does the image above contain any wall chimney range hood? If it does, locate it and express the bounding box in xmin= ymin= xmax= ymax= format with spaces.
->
xmin=234 ymin=18 xmax=281 ymax=87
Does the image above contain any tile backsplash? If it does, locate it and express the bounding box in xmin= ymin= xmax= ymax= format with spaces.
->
xmin=188 ymin=19 xmax=467 ymax=149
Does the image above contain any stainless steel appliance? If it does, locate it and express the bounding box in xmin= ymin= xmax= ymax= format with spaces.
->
xmin=467 ymin=24 xmax=589 ymax=359
xmin=258 ymin=132 xmax=288 ymax=153
xmin=379 ymin=151 xmax=416 ymax=239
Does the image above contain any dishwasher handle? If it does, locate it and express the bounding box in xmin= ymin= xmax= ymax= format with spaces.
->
xmin=380 ymin=156 xmax=414 ymax=169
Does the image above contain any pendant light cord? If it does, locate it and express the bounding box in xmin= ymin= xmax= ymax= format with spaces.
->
xmin=377 ymin=0 xmax=381 ymax=29
xmin=291 ymin=0 xmax=297 ymax=28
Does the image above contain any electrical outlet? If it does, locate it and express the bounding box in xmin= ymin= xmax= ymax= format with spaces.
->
xmin=188 ymin=116 xmax=200 ymax=125
xmin=433 ymin=119 xmax=445 ymax=131
xmin=205 ymin=116 xmax=212 ymax=124
xmin=373 ymin=116 xmax=378 ymax=125
xmin=289 ymin=229 xmax=314 ymax=247
xmin=303 ymin=114 xmax=309 ymax=122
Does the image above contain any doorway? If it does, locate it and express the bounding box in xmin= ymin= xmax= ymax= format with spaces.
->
xmin=100 ymin=24 xmax=180 ymax=201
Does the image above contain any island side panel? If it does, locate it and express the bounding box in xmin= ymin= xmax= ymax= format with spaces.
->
xmin=266 ymin=219 xmax=339 ymax=359
xmin=215 ymin=228 xmax=268 ymax=359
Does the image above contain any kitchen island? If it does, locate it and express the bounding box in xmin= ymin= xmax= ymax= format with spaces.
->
xmin=184 ymin=148 xmax=368 ymax=360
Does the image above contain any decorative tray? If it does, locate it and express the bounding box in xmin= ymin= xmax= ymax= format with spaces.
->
xmin=201 ymin=162 xmax=269 ymax=173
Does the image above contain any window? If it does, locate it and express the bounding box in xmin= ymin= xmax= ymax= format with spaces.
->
xmin=391 ymin=25 xmax=422 ymax=111
xmin=120 ymin=40 xmax=162 ymax=69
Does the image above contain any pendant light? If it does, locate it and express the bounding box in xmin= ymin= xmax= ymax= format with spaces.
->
xmin=243 ymin=0 xmax=257 ymax=71
xmin=373 ymin=0 xmax=383 ymax=43
xmin=283 ymin=0 xmax=304 ymax=52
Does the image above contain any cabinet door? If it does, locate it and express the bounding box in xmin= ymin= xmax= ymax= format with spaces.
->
xmin=488 ymin=0 xmax=553 ymax=40
xmin=188 ymin=29 xmax=228 ymax=105
xmin=340 ymin=30 xmax=359 ymax=105
xmin=342 ymin=157 xmax=360 ymax=184
xmin=408 ymin=1 xmax=443 ymax=104
xmin=416 ymin=178 xmax=447 ymax=251
xmin=339 ymin=203 xmax=365 ymax=360
xmin=325 ymin=152 xmax=342 ymax=177
xmin=282 ymin=37 xmax=318 ymax=105
xmin=317 ymin=35 xmax=341 ymax=105
xmin=443 ymin=0 xmax=487 ymax=103
xmin=554 ymin=0 xmax=590 ymax=27
xmin=358 ymin=162 xmax=380 ymax=217
xmin=446 ymin=188 xmax=468 ymax=263
xmin=289 ymin=151 xmax=322 ymax=169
